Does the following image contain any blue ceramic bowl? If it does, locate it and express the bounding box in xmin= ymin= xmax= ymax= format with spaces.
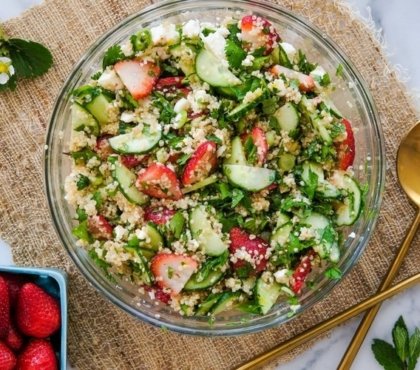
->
xmin=0 ymin=266 xmax=67 ymax=370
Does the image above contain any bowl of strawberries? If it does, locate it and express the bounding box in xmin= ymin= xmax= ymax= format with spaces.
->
xmin=0 ymin=266 xmax=67 ymax=370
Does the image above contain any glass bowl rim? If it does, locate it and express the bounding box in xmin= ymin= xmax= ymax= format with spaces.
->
xmin=44 ymin=0 xmax=386 ymax=336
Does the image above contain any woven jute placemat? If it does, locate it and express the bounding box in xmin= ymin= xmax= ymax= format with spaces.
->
xmin=0 ymin=0 xmax=419 ymax=368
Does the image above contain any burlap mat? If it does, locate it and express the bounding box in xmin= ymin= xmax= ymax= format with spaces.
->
xmin=1 ymin=0 xmax=419 ymax=369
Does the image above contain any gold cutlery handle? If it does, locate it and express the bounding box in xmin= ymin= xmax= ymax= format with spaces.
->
xmin=338 ymin=210 xmax=420 ymax=369
xmin=235 ymin=272 xmax=420 ymax=370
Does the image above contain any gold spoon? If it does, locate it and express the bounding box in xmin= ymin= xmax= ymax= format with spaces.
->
xmin=338 ymin=122 xmax=420 ymax=369
xmin=235 ymin=273 xmax=420 ymax=370
xmin=236 ymin=122 xmax=420 ymax=370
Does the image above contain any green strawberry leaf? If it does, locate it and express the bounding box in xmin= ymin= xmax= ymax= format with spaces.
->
xmin=8 ymin=38 xmax=53 ymax=78
xmin=392 ymin=316 xmax=409 ymax=362
xmin=408 ymin=328 xmax=420 ymax=370
xmin=371 ymin=339 xmax=404 ymax=370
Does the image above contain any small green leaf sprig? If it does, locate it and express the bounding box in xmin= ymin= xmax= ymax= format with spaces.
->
xmin=0 ymin=25 xmax=53 ymax=92
xmin=372 ymin=316 xmax=420 ymax=370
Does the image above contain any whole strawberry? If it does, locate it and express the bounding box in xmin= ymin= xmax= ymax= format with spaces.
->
xmin=0 ymin=277 xmax=10 ymax=339
xmin=0 ymin=341 xmax=16 ymax=370
xmin=16 ymin=283 xmax=61 ymax=338
xmin=17 ymin=339 xmax=57 ymax=370
xmin=0 ymin=273 xmax=24 ymax=307
xmin=5 ymin=323 xmax=23 ymax=352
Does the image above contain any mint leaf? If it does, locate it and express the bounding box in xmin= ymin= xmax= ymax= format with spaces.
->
xmin=8 ymin=38 xmax=53 ymax=78
xmin=102 ymin=44 xmax=124 ymax=69
xmin=231 ymin=188 xmax=244 ymax=208
xmin=392 ymin=316 xmax=409 ymax=362
xmin=225 ymin=39 xmax=246 ymax=69
xmin=324 ymin=266 xmax=342 ymax=280
xmin=372 ymin=339 xmax=404 ymax=370
xmin=408 ymin=328 xmax=420 ymax=370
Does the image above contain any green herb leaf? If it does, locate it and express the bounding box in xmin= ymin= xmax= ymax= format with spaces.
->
xmin=372 ymin=339 xmax=405 ymax=370
xmin=225 ymin=39 xmax=247 ymax=69
xmin=196 ymin=251 xmax=228 ymax=282
xmin=302 ymin=169 xmax=318 ymax=200
xmin=408 ymin=328 xmax=420 ymax=370
xmin=76 ymin=174 xmax=90 ymax=190
xmin=297 ymin=50 xmax=317 ymax=75
xmin=206 ymin=134 xmax=223 ymax=145
xmin=8 ymin=38 xmax=53 ymax=78
xmin=76 ymin=207 xmax=88 ymax=222
xmin=336 ymin=63 xmax=344 ymax=78
xmin=102 ymin=44 xmax=125 ymax=69
xmin=324 ymin=266 xmax=342 ymax=280
xmin=72 ymin=220 xmax=92 ymax=243
xmin=177 ymin=153 xmax=191 ymax=166
xmin=231 ymin=188 xmax=245 ymax=208
xmin=392 ymin=316 xmax=410 ymax=362
xmin=152 ymin=91 xmax=176 ymax=125
xmin=168 ymin=212 xmax=185 ymax=239
xmin=244 ymin=136 xmax=257 ymax=165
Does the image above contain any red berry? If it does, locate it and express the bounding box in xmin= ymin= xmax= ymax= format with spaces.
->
xmin=136 ymin=163 xmax=183 ymax=200
xmin=144 ymin=207 xmax=176 ymax=225
xmin=0 ymin=342 xmax=16 ymax=370
xmin=0 ymin=273 xmax=25 ymax=308
xmin=336 ymin=118 xmax=355 ymax=170
xmin=240 ymin=15 xmax=280 ymax=55
xmin=229 ymin=228 xmax=268 ymax=275
xmin=87 ymin=215 xmax=113 ymax=240
xmin=182 ymin=141 xmax=217 ymax=186
xmin=120 ymin=155 xmax=144 ymax=169
xmin=155 ymin=76 xmax=185 ymax=90
xmin=143 ymin=285 xmax=171 ymax=305
xmin=291 ymin=250 xmax=317 ymax=294
xmin=270 ymin=65 xmax=315 ymax=92
xmin=17 ymin=339 xmax=57 ymax=370
xmin=95 ymin=135 xmax=114 ymax=160
xmin=5 ymin=324 xmax=23 ymax=352
xmin=16 ymin=283 xmax=61 ymax=339
xmin=0 ymin=277 xmax=10 ymax=339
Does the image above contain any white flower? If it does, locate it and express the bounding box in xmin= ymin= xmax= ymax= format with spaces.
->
xmin=0 ymin=57 xmax=15 ymax=85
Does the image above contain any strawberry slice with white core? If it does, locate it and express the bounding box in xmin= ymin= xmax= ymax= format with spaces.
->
xmin=182 ymin=141 xmax=217 ymax=186
xmin=114 ymin=60 xmax=160 ymax=100
xmin=240 ymin=15 xmax=280 ymax=55
xmin=136 ymin=163 xmax=183 ymax=200
xmin=336 ymin=118 xmax=355 ymax=170
xmin=95 ymin=135 xmax=113 ymax=160
xmin=242 ymin=127 xmax=268 ymax=166
xmin=144 ymin=207 xmax=176 ymax=225
xmin=270 ymin=65 xmax=315 ymax=92
xmin=151 ymin=253 xmax=198 ymax=294
xmin=229 ymin=227 xmax=269 ymax=275
xmin=291 ymin=250 xmax=317 ymax=294
xmin=87 ymin=215 xmax=113 ymax=240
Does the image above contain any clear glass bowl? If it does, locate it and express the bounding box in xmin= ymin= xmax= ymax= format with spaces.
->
xmin=45 ymin=0 xmax=385 ymax=335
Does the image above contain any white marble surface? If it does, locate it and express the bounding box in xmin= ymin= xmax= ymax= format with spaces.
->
xmin=1 ymin=1 xmax=420 ymax=369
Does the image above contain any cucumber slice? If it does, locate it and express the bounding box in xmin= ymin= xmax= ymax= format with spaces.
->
xmin=227 ymin=100 xmax=257 ymax=121
xmin=196 ymin=293 xmax=223 ymax=316
xmin=71 ymin=103 xmax=100 ymax=136
xmin=143 ymin=223 xmax=164 ymax=251
xmin=270 ymin=220 xmax=293 ymax=248
xmin=113 ymin=161 xmax=149 ymax=205
xmin=278 ymin=153 xmax=296 ymax=172
xmin=276 ymin=212 xmax=291 ymax=228
xmin=85 ymin=93 xmax=113 ymax=125
xmin=184 ymin=269 xmax=224 ymax=290
xmin=182 ymin=174 xmax=218 ymax=194
xmin=189 ymin=206 xmax=228 ymax=256
xmin=256 ymin=278 xmax=282 ymax=314
xmin=301 ymin=162 xmax=340 ymax=199
xmin=139 ymin=248 xmax=155 ymax=260
xmin=224 ymin=136 xmax=247 ymax=165
xmin=195 ymin=49 xmax=241 ymax=87
xmin=211 ymin=291 xmax=242 ymax=315
xmin=311 ymin=115 xmax=332 ymax=143
xmin=170 ymin=44 xmax=195 ymax=76
xmin=216 ymin=86 xmax=237 ymax=99
xmin=223 ymin=164 xmax=276 ymax=192
xmin=273 ymin=102 xmax=299 ymax=133
xmin=109 ymin=125 xmax=161 ymax=154
xmin=322 ymin=99 xmax=342 ymax=119
xmin=335 ymin=176 xmax=362 ymax=226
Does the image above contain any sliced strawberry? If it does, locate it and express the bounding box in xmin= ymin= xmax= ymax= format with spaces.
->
xmin=5 ymin=324 xmax=23 ymax=352
xmin=95 ymin=135 xmax=114 ymax=160
xmin=241 ymin=127 xmax=268 ymax=166
xmin=114 ymin=60 xmax=160 ymax=100
xmin=240 ymin=15 xmax=280 ymax=55
xmin=17 ymin=339 xmax=57 ymax=370
xmin=336 ymin=118 xmax=355 ymax=170
xmin=265 ymin=183 xmax=278 ymax=192
xmin=87 ymin=215 xmax=113 ymax=240
xmin=120 ymin=155 xmax=145 ymax=169
xmin=136 ymin=163 xmax=182 ymax=200
xmin=179 ymin=87 xmax=191 ymax=97
xmin=291 ymin=250 xmax=317 ymax=294
xmin=155 ymin=76 xmax=185 ymax=90
xmin=229 ymin=228 xmax=268 ymax=276
xmin=188 ymin=111 xmax=205 ymax=120
xmin=143 ymin=285 xmax=171 ymax=304
xmin=270 ymin=65 xmax=315 ymax=92
xmin=144 ymin=207 xmax=176 ymax=225
xmin=0 ymin=273 xmax=24 ymax=308
xmin=0 ymin=277 xmax=10 ymax=339
xmin=167 ymin=153 xmax=181 ymax=164
xmin=182 ymin=141 xmax=217 ymax=186
xmin=0 ymin=342 xmax=16 ymax=370
xmin=150 ymin=253 xmax=198 ymax=294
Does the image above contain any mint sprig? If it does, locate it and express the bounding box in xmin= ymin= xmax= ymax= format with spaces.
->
xmin=372 ymin=316 xmax=420 ymax=370
xmin=0 ymin=25 xmax=53 ymax=92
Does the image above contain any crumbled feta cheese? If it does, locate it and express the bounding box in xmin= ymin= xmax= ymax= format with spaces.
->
xmin=150 ymin=24 xmax=180 ymax=46
xmin=280 ymin=42 xmax=297 ymax=60
xmin=274 ymin=269 xmax=290 ymax=285
xmin=182 ymin=19 xmax=201 ymax=38
xmin=241 ymin=54 xmax=255 ymax=67
xmin=174 ymin=97 xmax=190 ymax=113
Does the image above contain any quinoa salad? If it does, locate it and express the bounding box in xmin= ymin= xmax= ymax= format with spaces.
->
xmin=65 ymin=15 xmax=362 ymax=318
